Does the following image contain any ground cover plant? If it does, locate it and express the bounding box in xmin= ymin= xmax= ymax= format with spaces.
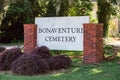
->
xmin=11 ymin=54 xmax=50 ymax=76
xmin=31 ymin=46 xmax=52 ymax=59
xmin=47 ymin=55 xmax=72 ymax=70
xmin=0 ymin=45 xmax=120 ymax=80
xmin=0 ymin=47 xmax=6 ymax=53
xmin=0 ymin=47 xmax=6 ymax=55
xmin=0 ymin=55 xmax=120 ymax=80
xmin=0 ymin=48 xmax=22 ymax=71
xmin=0 ymin=46 xmax=72 ymax=76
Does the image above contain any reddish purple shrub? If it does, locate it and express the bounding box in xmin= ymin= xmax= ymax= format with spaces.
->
xmin=47 ymin=57 xmax=56 ymax=70
xmin=31 ymin=46 xmax=52 ymax=59
xmin=0 ymin=47 xmax=6 ymax=53
xmin=0 ymin=48 xmax=22 ymax=71
xmin=47 ymin=55 xmax=72 ymax=70
xmin=11 ymin=54 xmax=50 ymax=76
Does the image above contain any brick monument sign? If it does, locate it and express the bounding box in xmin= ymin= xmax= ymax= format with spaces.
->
xmin=24 ymin=16 xmax=104 ymax=64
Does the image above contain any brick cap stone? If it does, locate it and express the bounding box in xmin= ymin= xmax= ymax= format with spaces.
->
xmin=23 ymin=24 xmax=37 ymax=27
xmin=83 ymin=23 xmax=103 ymax=26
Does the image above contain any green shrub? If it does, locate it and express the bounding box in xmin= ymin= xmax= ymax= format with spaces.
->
xmin=0 ymin=0 xmax=40 ymax=43
xmin=68 ymin=0 xmax=93 ymax=16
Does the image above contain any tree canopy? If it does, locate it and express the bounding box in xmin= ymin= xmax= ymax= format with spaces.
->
xmin=0 ymin=0 xmax=119 ymax=42
xmin=0 ymin=0 xmax=93 ymax=43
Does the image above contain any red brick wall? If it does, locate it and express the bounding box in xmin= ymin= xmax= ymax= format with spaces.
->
xmin=24 ymin=24 xmax=37 ymax=53
xmin=24 ymin=23 xmax=104 ymax=64
xmin=83 ymin=23 xmax=104 ymax=64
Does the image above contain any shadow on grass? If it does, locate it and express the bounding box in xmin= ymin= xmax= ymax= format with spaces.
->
xmin=1 ymin=56 xmax=120 ymax=80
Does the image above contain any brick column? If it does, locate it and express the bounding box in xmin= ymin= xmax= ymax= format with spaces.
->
xmin=83 ymin=23 xmax=104 ymax=64
xmin=24 ymin=24 xmax=37 ymax=53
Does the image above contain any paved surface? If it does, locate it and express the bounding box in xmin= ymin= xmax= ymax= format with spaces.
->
xmin=107 ymin=41 xmax=120 ymax=47
xmin=105 ymin=38 xmax=120 ymax=47
xmin=1 ymin=45 xmax=23 ymax=49
xmin=1 ymin=38 xmax=120 ymax=49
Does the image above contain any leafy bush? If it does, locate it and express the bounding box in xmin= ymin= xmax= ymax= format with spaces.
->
xmin=103 ymin=44 xmax=118 ymax=61
xmin=68 ymin=0 xmax=93 ymax=16
xmin=0 ymin=48 xmax=22 ymax=71
xmin=11 ymin=54 xmax=50 ymax=76
xmin=47 ymin=55 xmax=72 ymax=70
xmin=0 ymin=0 xmax=40 ymax=43
xmin=31 ymin=46 xmax=52 ymax=59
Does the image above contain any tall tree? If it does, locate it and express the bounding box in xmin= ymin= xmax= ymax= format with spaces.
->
xmin=97 ymin=0 xmax=118 ymax=37
xmin=45 ymin=0 xmax=70 ymax=17
xmin=0 ymin=0 xmax=41 ymax=43
xmin=0 ymin=0 xmax=93 ymax=43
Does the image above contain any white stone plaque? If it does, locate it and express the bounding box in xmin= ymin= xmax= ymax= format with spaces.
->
xmin=35 ymin=16 xmax=89 ymax=51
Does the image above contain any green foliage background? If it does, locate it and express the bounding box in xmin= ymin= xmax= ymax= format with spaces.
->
xmin=0 ymin=0 xmax=93 ymax=43
xmin=97 ymin=0 xmax=119 ymax=37
xmin=0 ymin=0 xmax=119 ymax=43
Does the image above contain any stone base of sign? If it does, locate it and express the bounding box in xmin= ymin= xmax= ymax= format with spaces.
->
xmin=83 ymin=23 xmax=104 ymax=64
xmin=24 ymin=24 xmax=37 ymax=53
xmin=24 ymin=23 xmax=104 ymax=64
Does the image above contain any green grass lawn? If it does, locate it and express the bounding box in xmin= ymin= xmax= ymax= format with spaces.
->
xmin=0 ymin=56 xmax=120 ymax=80
xmin=0 ymin=40 xmax=120 ymax=80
